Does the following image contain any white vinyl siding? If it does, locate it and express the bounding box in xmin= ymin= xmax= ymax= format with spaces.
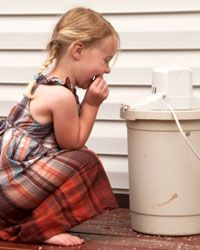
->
xmin=1 ymin=0 xmax=200 ymax=193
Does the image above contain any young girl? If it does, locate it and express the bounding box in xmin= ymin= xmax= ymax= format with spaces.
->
xmin=0 ymin=7 xmax=119 ymax=246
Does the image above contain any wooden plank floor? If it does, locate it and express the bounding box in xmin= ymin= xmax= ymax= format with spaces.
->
xmin=0 ymin=208 xmax=200 ymax=250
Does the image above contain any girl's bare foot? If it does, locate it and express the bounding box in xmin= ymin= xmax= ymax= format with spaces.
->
xmin=44 ymin=233 xmax=84 ymax=246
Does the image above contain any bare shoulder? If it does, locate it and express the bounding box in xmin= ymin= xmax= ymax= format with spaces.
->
xmin=29 ymin=85 xmax=76 ymax=124
xmin=45 ymin=85 xmax=77 ymax=110
xmin=35 ymin=85 xmax=75 ymax=104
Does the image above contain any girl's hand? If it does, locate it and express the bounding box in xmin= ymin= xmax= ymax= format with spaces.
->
xmin=84 ymin=76 xmax=109 ymax=107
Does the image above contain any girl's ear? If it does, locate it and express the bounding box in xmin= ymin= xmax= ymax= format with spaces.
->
xmin=71 ymin=41 xmax=85 ymax=60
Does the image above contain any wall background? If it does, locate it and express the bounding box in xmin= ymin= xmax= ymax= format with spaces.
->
xmin=1 ymin=0 xmax=200 ymax=194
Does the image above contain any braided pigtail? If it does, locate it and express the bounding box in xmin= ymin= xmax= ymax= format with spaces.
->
xmin=24 ymin=41 xmax=59 ymax=99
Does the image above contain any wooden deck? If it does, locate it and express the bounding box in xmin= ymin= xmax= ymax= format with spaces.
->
xmin=0 ymin=208 xmax=200 ymax=250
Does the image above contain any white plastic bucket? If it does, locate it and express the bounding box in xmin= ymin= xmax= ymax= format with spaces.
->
xmin=125 ymin=110 xmax=200 ymax=235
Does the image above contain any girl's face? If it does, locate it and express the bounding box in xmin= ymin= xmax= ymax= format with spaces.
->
xmin=75 ymin=36 xmax=118 ymax=89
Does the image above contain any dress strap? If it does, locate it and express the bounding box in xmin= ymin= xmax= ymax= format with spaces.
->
xmin=0 ymin=119 xmax=11 ymax=136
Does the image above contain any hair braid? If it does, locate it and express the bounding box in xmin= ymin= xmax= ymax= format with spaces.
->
xmin=24 ymin=42 xmax=58 ymax=99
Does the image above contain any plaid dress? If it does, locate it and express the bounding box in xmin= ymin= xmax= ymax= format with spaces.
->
xmin=0 ymin=75 xmax=117 ymax=243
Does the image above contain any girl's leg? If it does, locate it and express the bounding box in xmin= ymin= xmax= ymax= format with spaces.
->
xmin=0 ymin=149 xmax=117 ymax=245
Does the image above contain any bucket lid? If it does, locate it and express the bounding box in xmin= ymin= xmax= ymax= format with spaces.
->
xmin=120 ymin=105 xmax=200 ymax=121
xmin=120 ymin=67 xmax=200 ymax=121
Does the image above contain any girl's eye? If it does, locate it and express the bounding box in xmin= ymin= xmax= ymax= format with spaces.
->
xmin=104 ymin=56 xmax=113 ymax=64
xmin=104 ymin=59 xmax=109 ymax=64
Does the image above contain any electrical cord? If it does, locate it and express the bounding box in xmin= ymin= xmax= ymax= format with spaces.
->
xmin=161 ymin=95 xmax=200 ymax=161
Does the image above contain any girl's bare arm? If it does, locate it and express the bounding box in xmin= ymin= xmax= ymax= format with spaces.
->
xmin=51 ymin=77 xmax=108 ymax=150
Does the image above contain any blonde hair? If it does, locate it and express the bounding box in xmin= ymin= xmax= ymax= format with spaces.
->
xmin=24 ymin=7 xmax=119 ymax=99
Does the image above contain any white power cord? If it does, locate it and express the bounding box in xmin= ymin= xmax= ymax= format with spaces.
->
xmin=161 ymin=96 xmax=200 ymax=161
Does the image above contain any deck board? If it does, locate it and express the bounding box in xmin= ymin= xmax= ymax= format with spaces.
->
xmin=0 ymin=208 xmax=200 ymax=249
